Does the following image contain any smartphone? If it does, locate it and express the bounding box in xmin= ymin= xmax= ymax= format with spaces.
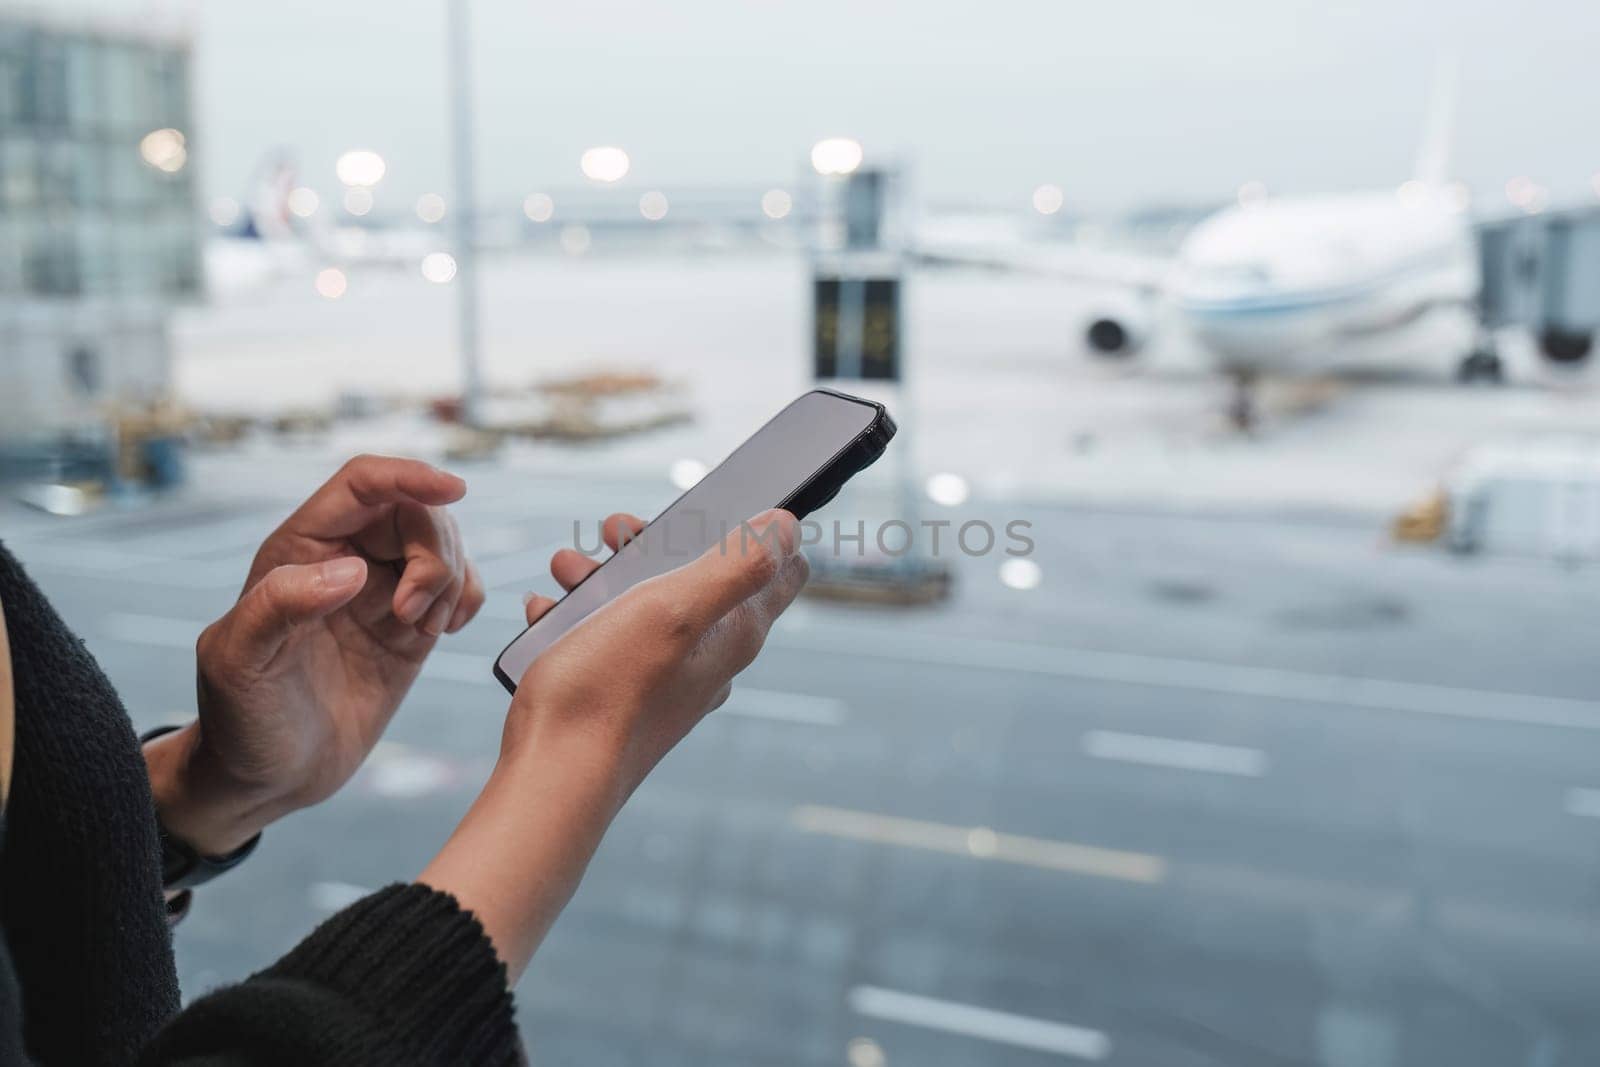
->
xmin=493 ymin=388 xmax=896 ymax=693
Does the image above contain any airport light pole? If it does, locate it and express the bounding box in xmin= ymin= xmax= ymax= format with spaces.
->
xmin=447 ymin=0 xmax=483 ymax=428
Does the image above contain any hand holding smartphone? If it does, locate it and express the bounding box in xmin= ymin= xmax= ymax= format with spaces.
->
xmin=494 ymin=388 xmax=895 ymax=692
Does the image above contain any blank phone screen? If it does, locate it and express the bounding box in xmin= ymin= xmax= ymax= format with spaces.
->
xmin=495 ymin=390 xmax=880 ymax=687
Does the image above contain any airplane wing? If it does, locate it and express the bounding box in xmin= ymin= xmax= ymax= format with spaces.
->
xmin=910 ymin=237 xmax=1173 ymax=296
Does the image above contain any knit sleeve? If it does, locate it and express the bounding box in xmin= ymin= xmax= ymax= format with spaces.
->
xmin=139 ymin=883 xmax=520 ymax=1067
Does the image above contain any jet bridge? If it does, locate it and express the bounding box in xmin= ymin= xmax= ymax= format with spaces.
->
xmin=1478 ymin=207 xmax=1600 ymax=366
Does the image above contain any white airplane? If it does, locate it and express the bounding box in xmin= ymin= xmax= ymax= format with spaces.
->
xmin=914 ymin=65 xmax=1588 ymax=426
xmin=206 ymin=152 xmax=444 ymax=296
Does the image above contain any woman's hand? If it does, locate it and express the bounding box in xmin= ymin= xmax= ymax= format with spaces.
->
xmin=419 ymin=508 xmax=807 ymax=979
xmin=506 ymin=509 xmax=808 ymax=798
xmin=145 ymin=455 xmax=483 ymax=856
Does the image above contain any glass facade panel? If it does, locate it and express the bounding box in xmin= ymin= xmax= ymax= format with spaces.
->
xmin=0 ymin=19 xmax=197 ymax=300
xmin=64 ymin=36 xmax=103 ymax=129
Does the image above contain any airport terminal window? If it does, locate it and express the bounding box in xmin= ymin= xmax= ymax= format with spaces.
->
xmin=0 ymin=24 xmax=198 ymax=302
xmin=76 ymin=218 xmax=111 ymax=295
xmin=0 ymin=137 xmax=39 ymax=208
xmin=22 ymin=220 xmax=81 ymax=296
xmin=0 ymin=219 xmax=22 ymax=292
xmin=64 ymin=37 xmax=105 ymax=130
xmin=38 ymin=139 xmax=77 ymax=209
xmin=102 ymin=43 xmax=141 ymax=132
xmin=0 ymin=37 xmax=22 ymax=125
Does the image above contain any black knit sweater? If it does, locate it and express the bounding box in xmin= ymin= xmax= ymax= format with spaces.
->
xmin=0 ymin=542 xmax=521 ymax=1065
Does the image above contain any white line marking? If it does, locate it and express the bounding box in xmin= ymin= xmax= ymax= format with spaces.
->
xmin=105 ymin=607 xmax=1595 ymax=735
xmin=849 ymin=986 xmax=1112 ymax=1061
xmin=1082 ymin=729 xmax=1267 ymax=778
xmin=772 ymin=627 xmax=1600 ymax=732
xmin=1564 ymin=787 xmax=1600 ymax=818
xmin=722 ymin=689 xmax=847 ymax=726
xmin=421 ymin=651 xmax=846 ymax=725
xmin=792 ymin=805 xmax=1166 ymax=884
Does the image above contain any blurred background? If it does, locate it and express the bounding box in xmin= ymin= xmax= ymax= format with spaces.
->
xmin=4 ymin=1 xmax=1600 ymax=1064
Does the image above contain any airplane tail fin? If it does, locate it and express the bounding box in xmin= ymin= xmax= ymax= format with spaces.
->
xmin=1412 ymin=53 xmax=1457 ymax=186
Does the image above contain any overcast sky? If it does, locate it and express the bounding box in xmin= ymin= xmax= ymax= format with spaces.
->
xmin=48 ymin=0 xmax=1600 ymax=213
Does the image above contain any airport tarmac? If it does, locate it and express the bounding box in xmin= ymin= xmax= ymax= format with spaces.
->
xmin=173 ymin=250 xmax=1600 ymax=518
xmin=5 ymin=437 xmax=1600 ymax=1066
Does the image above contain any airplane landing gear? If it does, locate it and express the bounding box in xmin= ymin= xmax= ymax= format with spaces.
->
xmin=1457 ymin=347 xmax=1504 ymax=384
xmin=1226 ymin=370 xmax=1258 ymax=433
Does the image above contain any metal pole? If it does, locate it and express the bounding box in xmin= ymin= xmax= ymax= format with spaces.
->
xmin=889 ymin=166 xmax=920 ymax=571
xmin=836 ymin=274 xmax=865 ymax=381
xmin=447 ymin=0 xmax=482 ymax=428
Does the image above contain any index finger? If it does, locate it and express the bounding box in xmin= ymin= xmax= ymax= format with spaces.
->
xmin=286 ymin=454 xmax=467 ymax=540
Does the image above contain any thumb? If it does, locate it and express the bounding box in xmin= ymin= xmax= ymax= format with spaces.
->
xmin=228 ymin=557 xmax=367 ymax=665
xmin=656 ymin=509 xmax=799 ymax=633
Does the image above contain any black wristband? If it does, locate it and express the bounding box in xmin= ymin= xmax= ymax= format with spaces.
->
xmin=140 ymin=724 xmax=262 ymax=891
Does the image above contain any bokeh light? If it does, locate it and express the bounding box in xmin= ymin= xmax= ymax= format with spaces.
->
xmin=639 ymin=190 xmax=669 ymax=221
xmin=420 ymin=252 xmax=457 ymax=284
xmin=1505 ymin=176 xmax=1548 ymax=214
xmin=415 ymin=193 xmax=446 ymax=224
xmin=761 ymin=188 xmax=792 ymax=220
xmin=669 ymin=458 xmax=707 ymax=489
xmin=523 ymin=192 xmax=554 ymax=222
xmin=999 ymin=558 xmax=1043 ymax=591
xmin=313 ymin=267 xmax=347 ymax=300
xmin=139 ymin=128 xmax=186 ymax=173
xmin=559 ymin=224 xmax=592 ymax=255
xmin=846 ymin=1037 xmax=886 ymax=1067
xmin=810 ymin=137 xmax=864 ymax=176
xmin=335 ymin=149 xmax=386 ymax=187
xmin=1032 ymin=183 xmax=1065 ymax=215
xmin=580 ymin=146 xmax=630 ymax=183
xmin=287 ymin=186 xmax=320 ymax=218
xmin=342 ymin=187 xmax=374 ymax=216
xmin=925 ymin=472 xmax=970 ymax=507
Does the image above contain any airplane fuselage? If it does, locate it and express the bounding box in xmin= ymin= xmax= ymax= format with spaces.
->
xmin=1168 ymin=192 xmax=1480 ymax=376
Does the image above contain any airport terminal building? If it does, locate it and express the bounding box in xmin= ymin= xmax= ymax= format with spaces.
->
xmin=0 ymin=12 xmax=198 ymax=480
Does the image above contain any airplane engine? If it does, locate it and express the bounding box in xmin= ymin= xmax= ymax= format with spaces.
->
xmin=1539 ymin=328 xmax=1594 ymax=366
xmin=1083 ymin=299 xmax=1151 ymax=359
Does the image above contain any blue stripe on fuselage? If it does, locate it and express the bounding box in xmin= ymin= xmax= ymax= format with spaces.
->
xmin=1176 ymin=248 xmax=1458 ymax=319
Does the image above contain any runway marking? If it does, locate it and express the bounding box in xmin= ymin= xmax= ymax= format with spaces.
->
xmin=791 ymin=805 xmax=1166 ymax=884
xmin=848 ymin=985 xmax=1112 ymax=1061
xmin=772 ymin=627 xmax=1600 ymax=732
xmin=420 ymin=651 xmax=846 ymax=724
xmin=1082 ymin=729 xmax=1268 ymax=777
xmin=105 ymin=607 xmax=1599 ymax=736
xmin=1563 ymin=787 xmax=1600 ymax=818
xmin=721 ymin=689 xmax=848 ymax=726
xmin=96 ymin=612 xmax=845 ymax=726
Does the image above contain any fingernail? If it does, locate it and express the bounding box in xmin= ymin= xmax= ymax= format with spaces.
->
xmin=421 ymin=599 xmax=451 ymax=636
xmin=322 ymin=557 xmax=365 ymax=587
xmin=520 ymin=590 xmax=537 ymax=607
xmin=397 ymin=589 xmax=430 ymax=623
